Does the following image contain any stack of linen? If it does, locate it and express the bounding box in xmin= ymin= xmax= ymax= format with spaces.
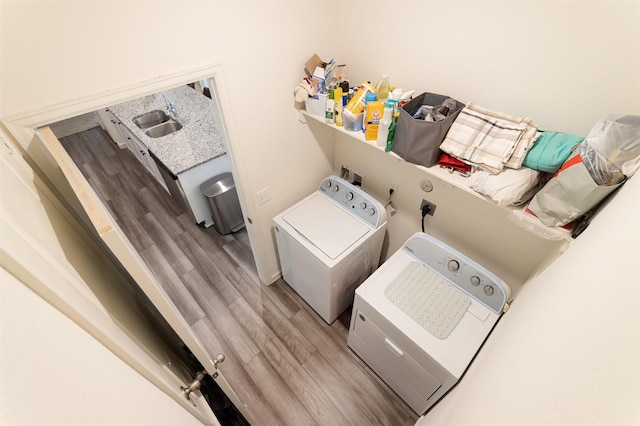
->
xmin=440 ymin=103 xmax=539 ymax=174
xmin=439 ymin=102 xmax=544 ymax=206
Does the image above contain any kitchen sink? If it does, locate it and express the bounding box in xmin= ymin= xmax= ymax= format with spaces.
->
xmin=144 ymin=120 xmax=183 ymax=138
xmin=132 ymin=110 xmax=170 ymax=129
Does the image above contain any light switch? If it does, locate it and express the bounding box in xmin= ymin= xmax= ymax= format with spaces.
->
xmin=257 ymin=187 xmax=272 ymax=205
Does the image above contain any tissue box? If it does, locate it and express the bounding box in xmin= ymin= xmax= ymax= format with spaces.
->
xmin=305 ymin=93 xmax=327 ymax=117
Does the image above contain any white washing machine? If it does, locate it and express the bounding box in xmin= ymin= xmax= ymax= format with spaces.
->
xmin=348 ymin=232 xmax=511 ymax=415
xmin=273 ymin=176 xmax=387 ymax=324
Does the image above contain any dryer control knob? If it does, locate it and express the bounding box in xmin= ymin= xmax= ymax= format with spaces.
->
xmin=447 ymin=259 xmax=460 ymax=272
xmin=332 ymin=185 xmax=339 ymax=192
xmin=360 ymin=202 xmax=367 ymax=210
xmin=323 ymin=181 xmax=332 ymax=189
xmin=470 ymin=276 xmax=481 ymax=286
xmin=484 ymin=285 xmax=494 ymax=296
xmin=345 ymin=192 xmax=354 ymax=201
xmin=367 ymin=208 xmax=376 ymax=216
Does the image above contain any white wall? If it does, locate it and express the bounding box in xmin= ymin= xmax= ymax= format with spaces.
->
xmin=339 ymin=1 xmax=640 ymax=136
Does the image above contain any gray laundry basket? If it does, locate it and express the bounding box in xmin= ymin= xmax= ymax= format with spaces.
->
xmin=200 ymin=172 xmax=245 ymax=235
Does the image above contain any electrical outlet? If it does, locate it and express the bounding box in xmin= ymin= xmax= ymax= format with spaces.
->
xmin=352 ymin=172 xmax=363 ymax=187
xmin=257 ymin=187 xmax=272 ymax=205
xmin=340 ymin=165 xmax=350 ymax=180
xmin=420 ymin=199 xmax=437 ymax=216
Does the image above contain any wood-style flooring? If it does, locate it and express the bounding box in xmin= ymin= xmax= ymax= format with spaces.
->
xmin=59 ymin=125 xmax=418 ymax=426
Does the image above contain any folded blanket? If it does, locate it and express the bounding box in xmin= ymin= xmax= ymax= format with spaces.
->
xmin=467 ymin=167 xmax=542 ymax=206
xmin=440 ymin=103 xmax=539 ymax=174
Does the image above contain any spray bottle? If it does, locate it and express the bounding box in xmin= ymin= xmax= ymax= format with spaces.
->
xmin=388 ymin=88 xmax=403 ymax=120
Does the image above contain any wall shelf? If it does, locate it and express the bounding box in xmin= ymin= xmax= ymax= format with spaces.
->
xmin=301 ymin=110 xmax=572 ymax=242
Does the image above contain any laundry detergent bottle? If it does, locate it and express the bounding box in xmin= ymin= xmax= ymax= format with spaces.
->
xmin=376 ymin=103 xmax=394 ymax=147
xmin=362 ymin=92 xmax=378 ymax=133
xmin=375 ymin=74 xmax=391 ymax=102
xmin=345 ymin=82 xmax=376 ymax=115
xmin=365 ymin=100 xmax=385 ymax=141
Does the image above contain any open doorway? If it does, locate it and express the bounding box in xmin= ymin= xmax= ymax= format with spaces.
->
xmin=47 ymin=87 xmax=258 ymax=285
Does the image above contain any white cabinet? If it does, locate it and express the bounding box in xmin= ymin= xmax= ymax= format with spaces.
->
xmin=96 ymin=108 xmax=126 ymax=149
xmin=118 ymin=124 xmax=168 ymax=192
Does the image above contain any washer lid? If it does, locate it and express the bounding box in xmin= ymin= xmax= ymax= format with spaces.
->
xmin=282 ymin=193 xmax=370 ymax=259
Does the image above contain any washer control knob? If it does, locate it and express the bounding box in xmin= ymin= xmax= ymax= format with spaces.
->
xmin=323 ymin=181 xmax=332 ymax=189
xmin=360 ymin=202 xmax=367 ymax=210
xmin=345 ymin=192 xmax=354 ymax=201
xmin=470 ymin=276 xmax=481 ymax=286
xmin=484 ymin=285 xmax=494 ymax=296
xmin=332 ymin=185 xmax=339 ymax=193
xmin=447 ymin=259 xmax=460 ymax=272
xmin=367 ymin=208 xmax=376 ymax=216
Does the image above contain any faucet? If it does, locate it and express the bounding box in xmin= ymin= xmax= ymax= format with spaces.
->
xmin=162 ymin=93 xmax=178 ymax=119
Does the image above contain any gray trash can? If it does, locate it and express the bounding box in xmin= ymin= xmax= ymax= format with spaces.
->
xmin=200 ymin=172 xmax=245 ymax=235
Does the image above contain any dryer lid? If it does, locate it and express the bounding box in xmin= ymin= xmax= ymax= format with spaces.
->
xmin=282 ymin=193 xmax=370 ymax=259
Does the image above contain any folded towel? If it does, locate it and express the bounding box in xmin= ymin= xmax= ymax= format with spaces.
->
xmin=440 ymin=103 xmax=539 ymax=174
xmin=468 ymin=167 xmax=542 ymax=206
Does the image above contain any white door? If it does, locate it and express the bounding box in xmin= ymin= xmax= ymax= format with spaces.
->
xmin=0 ymin=128 xmax=247 ymax=424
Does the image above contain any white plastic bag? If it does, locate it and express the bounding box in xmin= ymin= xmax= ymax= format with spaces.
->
xmin=584 ymin=114 xmax=640 ymax=177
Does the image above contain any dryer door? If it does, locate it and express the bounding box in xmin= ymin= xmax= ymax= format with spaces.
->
xmin=282 ymin=194 xmax=370 ymax=259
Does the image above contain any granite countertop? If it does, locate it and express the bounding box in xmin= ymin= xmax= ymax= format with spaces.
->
xmin=109 ymin=85 xmax=226 ymax=175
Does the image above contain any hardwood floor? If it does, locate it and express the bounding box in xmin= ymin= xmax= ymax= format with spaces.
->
xmin=59 ymin=126 xmax=418 ymax=426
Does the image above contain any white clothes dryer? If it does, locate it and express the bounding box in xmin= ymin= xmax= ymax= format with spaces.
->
xmin=348 ymin=232 xmax=511 ymax=415
xmin=273 ymin=176 xmax=387 ymax=324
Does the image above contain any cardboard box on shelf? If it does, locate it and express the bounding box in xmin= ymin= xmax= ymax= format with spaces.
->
xmin=304 ymin=53 xmax=327 ymax=79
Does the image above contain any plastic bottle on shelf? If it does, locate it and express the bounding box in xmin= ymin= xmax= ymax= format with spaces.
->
xmin=362 ymin=92 xmax=378 ymax=133
xmin=339 ymin=80 xmax=349 ymax=107
xmin=375 ymin=74 xmax=391 ymax=102
xmin=344 ymin=82 xmax=376 ymax=115
xmin=334 ymin=87 xmax=343 ymax=126
xmin=325 ymin=90 xmax=335 ymax=124
xmin=376 ymin=103 xmax=394 ymax=148
xmin=365 ymin=101 xmax=385 ymax=141
xmin=388 ymin=88 xmax=402 ymax=119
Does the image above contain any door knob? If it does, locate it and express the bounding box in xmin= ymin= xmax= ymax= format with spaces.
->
xmin=213 ymin=353 xmax=225 ymax=368
xmin=180 ymin=370 xmax=206 ymax=401
xmin=211 ymin=353 xmax=225 ymax=378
